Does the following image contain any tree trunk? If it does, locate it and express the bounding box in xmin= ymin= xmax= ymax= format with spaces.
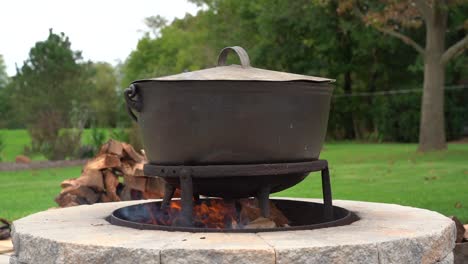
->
xmin=418 ymin=6 xmax=447 ymax=152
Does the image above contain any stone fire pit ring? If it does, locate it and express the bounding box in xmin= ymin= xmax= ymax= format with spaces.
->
xmin=10 ymin=198 xmax=455 ymax=264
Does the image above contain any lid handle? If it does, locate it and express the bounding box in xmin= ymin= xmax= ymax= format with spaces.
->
xmin=217 ymin=46 xmax=251 ymax=68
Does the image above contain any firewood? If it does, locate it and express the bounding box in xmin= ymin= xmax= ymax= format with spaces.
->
xmin=100 ymin=193 xmax=114 ymax=203
xmin=76 ymin=169 xmax=105 ymax=191
xmin=98 ymin=141 xmax=110 ymax=155
xmin=270 ymin=202 xmax=289 ymax=227
xmin=145 ymin=177 xmax=166 ymax=197
xmin=61 ymin=185 xmax=100 ymax=204
xmin=103 ymin=170 xmax=120 ymax=202
xmin=244 ymin=217 xmax=276 ymax=229
xmin=120 ymin=186 xmax=132 ymax=201
xmin=86 ymin=154 xmax=121 ymax=170
xmin=60 ymin=178 xmax=80 ymax=189
xmin=123 ymin=175 xmax=147 ymax=192
xmin=141 ymin=149 xmax=148 ymax=161
xmin=118 ymin=160 xmax=135 ymax=175
xmin=464 ymin=224 xmax=468 ymax=241
xmin=122 ymin=142 xmax=145 ymax=163
xmin=106 ymin=139 xmax=124 ymax=157
xmin=239 ymin=199 xmax=289 ymax=227
xmin=133 ymin=162 xmax=145 ymax=176
xmin=54 ymin=192 xmax=81 ymax=207
xmin=15 ymin=155 xmax=31 ymax=164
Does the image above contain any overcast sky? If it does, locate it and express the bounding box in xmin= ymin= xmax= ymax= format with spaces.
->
xmin=0 ymin=0 xmax=200 ymax=76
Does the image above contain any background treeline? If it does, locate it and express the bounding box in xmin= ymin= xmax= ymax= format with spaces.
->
xmin=122 ymin=0 xmax=467 ymax=142
xmin=0 ymin=0 xmax=466 ymax=160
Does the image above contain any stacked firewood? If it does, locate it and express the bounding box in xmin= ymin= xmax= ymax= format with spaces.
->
xmin=55 ymin=139 xmax=167 ymax=207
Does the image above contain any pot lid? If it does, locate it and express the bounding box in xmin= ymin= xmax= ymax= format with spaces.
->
xmin=150 ymin=46 xmax=334 ymax=83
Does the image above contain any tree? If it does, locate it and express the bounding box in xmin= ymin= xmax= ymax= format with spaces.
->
xmin=125 ymin=0 xmax=466 ymax=143
xmin=89 ymin=62 xmax=119 ymax=127
xmin=0 ymin=55 xmax=12 ymax=128
xmin=0 ymin=55 xmax=8 ymax=89
xmin=144 ymin=15 xmax=168 ymax=38
xmin=12 ymin=29 xmax=93 ymax=159
xmin=341 ymin=0 xmax=468 ymax=151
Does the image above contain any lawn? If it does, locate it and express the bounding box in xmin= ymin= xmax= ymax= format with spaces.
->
xmin=0 ymin=128 xmax=117 ymax=162
xmin=0 ymin=166 xmax=80 ymax=220
xmin=277 ymin=143 xmax=468 ymax=222
xmin=0 ymin=143 xmax=467 ymax=222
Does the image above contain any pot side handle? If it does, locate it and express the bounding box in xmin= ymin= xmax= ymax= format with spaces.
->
xmin=217 ymin=46 xmax=251 ymax=68
xmin=124 ymin=84 xmax=142 ymax=122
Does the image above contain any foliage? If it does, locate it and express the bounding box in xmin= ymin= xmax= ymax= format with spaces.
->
xmin=9 ymin=29 xmax=94 ymax=159
xmin=88 ymin=62 xmax=120 ymax=127
xmin=13 ymin=29 xmax=93 ymax=126
xmin=144 ymin=15 xmax=168 ymax=38
xmin=0 ymin=55 xmax=14 ymax=129
xmin=110 ymin=127 xmax=130 ymax=143
xmin=90 ymin=125 xmax=107 ymax=152
xmin=338 ymin=0 xmax=468 ymax=151
xmin=78 ymin=124 xmax=108 ymax=158
xmin=128 ymin=123 xmax=144 ymax=152
xmin=121 ymin=0 xmax=467 ymax=144
xmin=0 ymin=54 xmax=9 ymax=89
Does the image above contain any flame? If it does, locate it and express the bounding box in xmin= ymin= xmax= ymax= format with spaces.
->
xmin=143 ymin=198 xmax=285 ymax=229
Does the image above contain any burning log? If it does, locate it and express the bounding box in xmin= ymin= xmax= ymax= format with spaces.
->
xmin=239 ymin=199 xmax=289 ymax=227
xmin=55 ymin=139 xmax=169 ymax=207
xmin=244 ymin=217 xmax=276 ymax=229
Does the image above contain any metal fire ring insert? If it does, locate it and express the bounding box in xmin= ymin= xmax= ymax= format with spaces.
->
xmin=143 ymin=160 xmax=338 ymax=228
xmin=108 ymin=199 xmax=358 ymax=233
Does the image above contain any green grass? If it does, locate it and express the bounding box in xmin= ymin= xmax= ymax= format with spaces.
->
xmin=0 ymin=129 xmax=46 ymax=162
xmin=0 ymin=143 xmax=467 ymax=222
xmin=0 ymin=166 xmax=81 ymax=220
xmin=0 ymin=128 xmax=117 ymax=162
xmin=276 ymin=143 xmax=468 ymax=222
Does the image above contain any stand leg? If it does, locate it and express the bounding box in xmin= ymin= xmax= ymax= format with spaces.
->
xmin=321 ymin=167 xmax=334 ymax=221
xmin=257 ymin=185 xmax=271 ymax=218
xmin=179 ymin=168 xmax=193 ymax=227
xmin=193 ymin=193 xmax=200 ymax=202
xmin=161 ymin=183 xmax=175 ymax=210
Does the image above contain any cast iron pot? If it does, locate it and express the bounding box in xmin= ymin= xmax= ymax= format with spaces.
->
xmin=124 ymin=47 xmax=334 ymax=197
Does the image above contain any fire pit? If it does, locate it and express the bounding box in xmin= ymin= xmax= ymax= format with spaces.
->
xmin=109 ymin=199 xmax=355 ymax=232
xmin=122 ymin=46 xmax=347 ymax=231
xmin=10 ymin=199 xmax=456 ymax=264
xmin=110 ymin=160 xmax=357 ymax=232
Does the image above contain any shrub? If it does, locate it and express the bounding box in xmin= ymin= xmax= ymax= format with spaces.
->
xmin=28 ymin=103 xmax=89 ymax=160
xmin=128 ymin=123 xmax=144 ymax=152
xmin=111 ymin=127 xmax=129 ymax=143
xmin=371 ymin=89 xmax=467 ymax=142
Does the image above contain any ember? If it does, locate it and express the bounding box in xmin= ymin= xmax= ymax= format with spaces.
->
xmin=142 ymin=198 xmax=288 ymax=229
xmin=110 ymin=198 xmax=356 ymax=232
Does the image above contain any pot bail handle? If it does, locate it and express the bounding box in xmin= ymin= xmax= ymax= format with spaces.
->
xmin=124 ymin=84 xmax=142 ymax=122
xmin=217 ymin=46 xmax=251 ymax=68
